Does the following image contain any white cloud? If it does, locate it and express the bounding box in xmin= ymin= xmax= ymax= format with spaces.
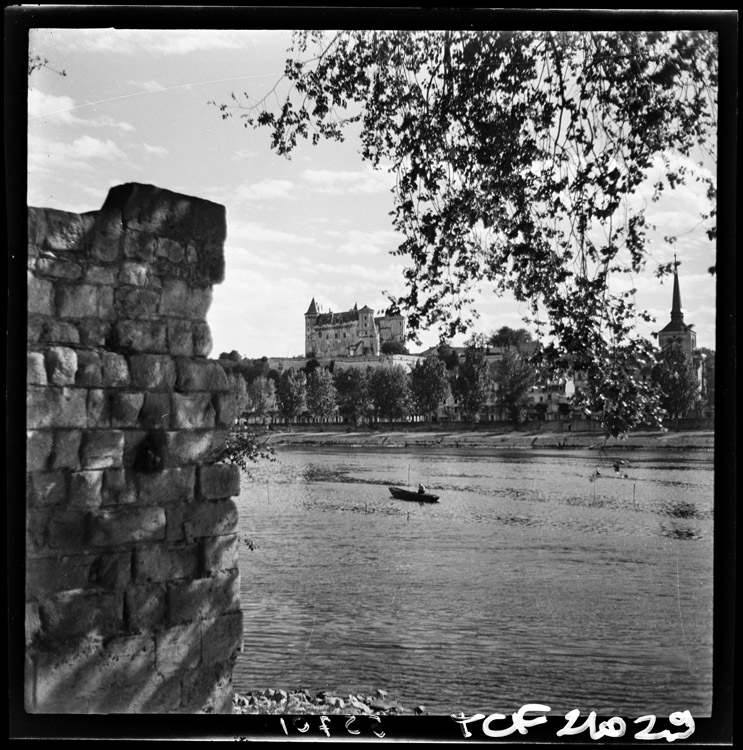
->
xmin=301 ymin=165 xmax=393 ymax=195
xmin=28 ymin=89 xmax=135 ymax=133
xmin=28 ymin=133 xmax=127 ymax=175
xmin=226 ymin=219 xmax=316 ymax=246
xmin=232 ymin=179 xmax=296 ymax=203
xmin=336 ymin=229 xmax=401 ymax=256
xmin=143 ymin=143 xmax=169 ymax=156
xmin=68 ymin=29 xmax=251 ymax=56
xmin=126 ymin=79 xmax=165 ymax=92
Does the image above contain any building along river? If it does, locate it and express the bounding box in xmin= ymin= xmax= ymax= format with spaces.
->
xmin=233 ymin=444 xmax=713 ymax=718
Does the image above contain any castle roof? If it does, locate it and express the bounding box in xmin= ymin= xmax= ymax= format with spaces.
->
xmin=305 ymin=298 xmax=318 ymax=316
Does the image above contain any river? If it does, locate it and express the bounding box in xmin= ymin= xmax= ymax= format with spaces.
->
xmin=232 ymin=445 xmax=713 ymax=718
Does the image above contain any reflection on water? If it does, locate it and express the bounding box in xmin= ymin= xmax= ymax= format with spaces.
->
xmin=235 ymin=447 xmax=713 ymax=717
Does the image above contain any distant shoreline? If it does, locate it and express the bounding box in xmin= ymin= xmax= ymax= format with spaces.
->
xmin=262 ymin=428 xmax=715 ymax=452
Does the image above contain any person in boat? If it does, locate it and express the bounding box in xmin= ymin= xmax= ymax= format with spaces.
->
xmin=418 ymin=483 xmax=426 ymax=494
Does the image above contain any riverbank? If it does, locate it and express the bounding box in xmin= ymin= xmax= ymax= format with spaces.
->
xmin=262 ymin=428 xmax=714 ymax=452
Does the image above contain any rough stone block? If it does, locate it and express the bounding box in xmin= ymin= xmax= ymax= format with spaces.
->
xmin=110 ymin=392 xmax=145 ymax=428
xmin=85 ymin=265 xmax=117 ymax=284
xmin=129 ymin=354 xmax=176 ymax=390
xmin=39 ymin=318 xmax=81 ymax=345
xmin=199 ymin=464 xmax=240 ymax=500
xmin=87 ymin=389 xmax=111 ymax=428
xmin=101 ymin=351 xmax=130 ymax=387
xmin=167 ymin=570 xmax=240 ymax=625
xmin=26 ymin=602 xmax=42 ymax=645
xmin=122 ymin=230 xmax=157 ymax=262
xmin=27 ymin=352 xmax=47 ymax=385
xmin=192 ymin=323 xmax=213 ymax=357
xmin=69 ymin=470 xmax=104 ymax=507
xmin=27 ymin=314 xmax=44 ymax=343
xmin=118 ymin=261 xmax=149 ymax=287
xmin=27 ymin=274 xmax=55 ymax=316
xmin=47 ymin=509 xmax=89 ymax=550
xmin=112 ymin=320 xmax=168 ymax=353
xmin=169 ymin=498 xmax=238 ymax=544
xmin=27 ymin=386 xmax=88 ymax=429
xmin=125 ymin=583 xmax=166 ymax=632
xmin=175 ymin=359 xmax=229 ymax=393
xmin=134 ymin=543 xmax=200 ymax=583
xmin=213 ymin=392 xmax=238 ymax=428
xmin=45 ymin=346 xmax=78 ymax=386
xmin=115 ymin=286 xmax=161 ymax=318
xmin=26 ymin=552 xmax=131 ymax=598
xmin=202 ymin=534 xmax=239 ymax=575
xmin=77 ymin=319 xmax=109 ymax=347
xmin=86 ymin=506 xmax=167 ymax=547
xmin=160 ymin=279 xmax=212 ymax=319
xmin=180 ymin=661 xmax=234 ymax=714
xmin=26 ymin=508 xmax=49 ymax=551
xmin=86 ymin=208 xmax=124 ymax=263
xmin=172 ymin=392 xmax=216 ymax=430
xmin=27 ymin=430 xmax=54 ymax=471
xmin=155 ymin=621 xmax=202 ymax=677
xmin=26 ymin=471 xmax=67 ymax=506
xmin=37 ymin=207 xmax=90 ymax=253
xmin=35 ymin=258 xmax=83 ymax=280
xmin=201 ymin=611 xmax=243 ymax=665
xmin=75 ymin=350 xmax=103 ymax=387
xmin=51 ymin=430 xmax=82 ymax=470
xmin=136 ymin=467 xmax=195 ymax=505
xmin=102 ymin=468 xmax=137 ymax=505
xmin=80 ymin=430 xmax=125 ymax=469
xmin=159 ymin=430 xmax=228 ymax=468
xmin=138 ymin=392 xmax=171 ymax=429
xmin=166 ymin=320 xmax=194 ymax=356
xmin=156 ymin=237 xmax=186 ymax=263
xmin=56 ymin=284 xmax=99 ymax=319
xmin=101 ymin=182 xmax=226 ymax=256
xmin=39 ymin=589 xmax=122 ymax=638
xmin=98 ymin=285 xmax=115 ymax=320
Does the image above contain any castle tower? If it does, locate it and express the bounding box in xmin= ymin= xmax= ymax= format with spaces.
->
xmin=305 ymin=298 xmax=318 ymax=356
xmin=657 ymin=256 xmax=697 ymax=359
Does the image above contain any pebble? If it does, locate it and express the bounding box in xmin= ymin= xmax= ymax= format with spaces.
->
xmin=232 ymin=688 xmax=414 ymax=715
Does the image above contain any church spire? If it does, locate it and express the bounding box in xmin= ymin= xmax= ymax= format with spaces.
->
xmin=670 ymin=254 xmax=684 ymax=324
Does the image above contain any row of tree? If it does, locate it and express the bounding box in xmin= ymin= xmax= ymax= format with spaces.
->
xmin=221 ymin=335 xmax=711 ymax=430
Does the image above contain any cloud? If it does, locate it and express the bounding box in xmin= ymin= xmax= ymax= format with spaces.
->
xmin=232 ymin=179 xmax=296 ymax=203
xmin=126 ymin=79 xmax=165 ymax=92
xmin=28 ymin=89 xmax=135 ymax=133
xmin=300 ymin=165 xmax=393 ymax=195
xmin=336 ymin=229 xmax=402 ymax=257
xmin=28 ymin=133 xmax=128 ymax=175
xmin=226 ymin=219 xmax=316 ymax=246
xmin=68 ymin=29 xmax=251 ymax=56
xmin=143 ymin=143 xmax=169 ymax=156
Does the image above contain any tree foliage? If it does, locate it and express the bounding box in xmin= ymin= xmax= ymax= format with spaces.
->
xmin=215 ymin=29 xmax=717 ymax=437
xmin=333 ymin=367 xmax=371 ymax=425
xmin=489 ymin=326 xmax=534 ymax=349
xmin=651 ymin=344 xmax=699 ymax=423
xmin=306 ymin=367 xmax=338 ymax=421
xmin=275 ymin=369 xmax=307 ymax=423
xmin=380 ymin=339 xmax=409 ymax=355
xmin=494 ymin=347 xmax=535 ymax=423
xmin=453 ymin=347 xmax=493 ymax=421
xmin=411 ymin=355 xmax=451 ymax=421
xmin=245 ymin=375 xmax=276 ymax=423
xmin=369 ymin=365 xmax=411 ymax=423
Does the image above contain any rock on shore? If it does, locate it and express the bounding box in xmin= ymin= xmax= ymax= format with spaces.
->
xmin=233 ymin=688 xmax=423 ymax=715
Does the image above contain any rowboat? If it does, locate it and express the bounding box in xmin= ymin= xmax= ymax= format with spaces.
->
xmin=388 ymin=486 xmax=439 ymax=503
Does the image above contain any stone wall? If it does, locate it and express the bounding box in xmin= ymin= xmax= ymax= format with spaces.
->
xmin=25 ymin=183 xmax=245 ymax=713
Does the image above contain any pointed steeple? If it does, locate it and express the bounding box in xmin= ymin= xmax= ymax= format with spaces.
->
xmin=305 ymin=298 xmax=318 ymax=316
xmin=670 ymin=254 xmax=684 ymax=324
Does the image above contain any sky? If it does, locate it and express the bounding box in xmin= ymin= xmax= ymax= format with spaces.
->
xmin=26 ymin=25 xmax=719 ymax=358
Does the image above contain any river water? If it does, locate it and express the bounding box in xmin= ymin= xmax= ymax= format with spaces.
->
xmin=233 ymin=445 xmax=713 ymax=718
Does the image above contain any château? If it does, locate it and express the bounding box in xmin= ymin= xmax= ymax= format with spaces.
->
xmin=304 ymin=298 xmax=406 ymax=358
